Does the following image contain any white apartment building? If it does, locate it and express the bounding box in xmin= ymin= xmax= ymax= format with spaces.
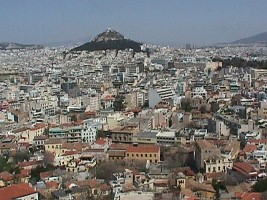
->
xmin=148 ymin=87 xmax=175 ymax=108
xmin=204 ymin=155 xmax=233 ymax=174
xmin=191 ymin=86 xmax=207 ymax=98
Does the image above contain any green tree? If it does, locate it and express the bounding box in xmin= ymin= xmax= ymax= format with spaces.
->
xmin=253 ymin=178 xmax=267 ymax=192
xmin=212 ymin=179 xmax=226 ymax=200
xmin=13 ymin=151 xmax=30 ymax=163
xmin=113 ymin=95 xmax=125 ymax=111
xmin=181 ymin=98 xmax=192 ymax=112
xmin=95 ymin=161 xmax=118 ymax=182
xmin=96 ymin=130 xmax=107 ymax=139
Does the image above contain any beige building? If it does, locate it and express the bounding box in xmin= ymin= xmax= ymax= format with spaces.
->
xmin=19 ymin=123 xmax=46 ymax=144
xmin=195 ymin=140 xmax=220 ymax=171
xmin=204 ymin=155 xmax=233 ymax=174
xmin=44 ymin=138 xmax=64 ymax=156
xmin=125 ymin=144 xmax=160 ymax=164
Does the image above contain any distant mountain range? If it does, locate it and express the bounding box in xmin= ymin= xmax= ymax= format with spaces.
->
xmin=71 ymin=28 xmax=142 ymax=52
xmin=231 ymin=32 xmax=267 ymax=44
xmin=0 ymin=42 xmax=43 ymax=50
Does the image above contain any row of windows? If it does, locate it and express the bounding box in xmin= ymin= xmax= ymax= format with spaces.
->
xmin=127 ymin=153 xmax=157 ymax=158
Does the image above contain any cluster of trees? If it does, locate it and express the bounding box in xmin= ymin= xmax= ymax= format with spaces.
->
xmin=0 ymin=151 xmax=30 ymax=175
xmin=213 ymin=57 xmax=267 ymax=69
xmin=181 ymin=98 xmax=192 ymax=112
xmin=253 ymin=178 xmax=267 ymax=192
xmin=29 ymin=164 xmax=55 ymax=184
xmin=113 ymin=95 xmax=126 ymax=111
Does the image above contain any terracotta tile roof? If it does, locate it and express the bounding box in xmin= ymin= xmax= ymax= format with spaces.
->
xmin=18 ymin=160 xmax=38 ymax=168
xmin=18 ymin=169 xmax=31 ymax=178
xmin=235 ymin=192 xmax=262 ymax=200
xmin=126 ymin=144 xmax=160 ymax=153
xmin=63 ymin=150 xmax=79 ymax=156
xmin=233 ymin=162 xmax=258 ymax=175
xmin=0 ymin=183 xmax=37 ymax=200
xmin=0 ymin=171 xmax=13 ymax=182
xmin=46 ymin=181 xmax=59 ymax=189
xmin=99 ymin=183 xmax=111 ymax=191
xmin=94 ymin=138 xmax=107 ymax=145
xmin=40 ymin=171 xmax=53 ymax=179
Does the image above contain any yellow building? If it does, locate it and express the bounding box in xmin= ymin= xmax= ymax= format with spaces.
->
xmin=126 ymin=144 xmax=160 ymax=164
xmin=44 ymin=138 xmax=64 ymax=156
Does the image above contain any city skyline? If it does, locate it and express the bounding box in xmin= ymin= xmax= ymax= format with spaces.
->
xmin=1 ymin=0 xmax=267 ymax=46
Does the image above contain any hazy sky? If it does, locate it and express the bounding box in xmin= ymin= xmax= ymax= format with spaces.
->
xmin=1 ymin=0 xmax=267 ymax=46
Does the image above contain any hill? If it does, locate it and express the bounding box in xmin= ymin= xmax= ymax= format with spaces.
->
xmin=0 ymin=42 xmax=43 ymax=50
xmin=71 ymin=28 xmax=142 ymax=52
xmin=232 ymin=32 xmax=267 ymax=44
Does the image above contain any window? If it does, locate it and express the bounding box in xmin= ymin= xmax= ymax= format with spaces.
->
xmin=141 ymin=154 xmax=143 ymax=157
xmin=136 ymin=154 xmax=139 ymax=157
xmin=127 ymin=154 xmax=129 ymax=156
xmin=150 ymin=154 xmax=152 ymax=157
xmin=145 ymin=154 xmax=147 ymax=157
xmin=218 ymin=166 xmax=221 ymax=171
xmin=154 ymin=154 xmax=156 ymax=157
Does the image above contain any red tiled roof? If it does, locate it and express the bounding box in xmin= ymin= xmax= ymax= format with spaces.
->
xmin=0 ymin=183 xmax=37 ymax=200
xmin=94 ymin=138 xmax=107 ymax=145
xmin=0 ymin=171 xmax=13 ymax=182
xmin=18 ymin=169 xmax=31 ymax=178
xmin=100 ymin=183 xmax=111 ymax=191
xmin=46 ymin=181 xmax=59 ymax=189
xmin=40 ymin=171 xmax=53 ymax=179
xmin=126 ymin=144 xmax=160 ymax=153
xmin=233 ymin=162 xmax=258 ymax=175
xmin=63 ymin=150 xmax=79 ymax=156
xmin=18 ymin=160 xmax=38 ymax=168
xmin=243 ymin=144 xmax=257 ymax=153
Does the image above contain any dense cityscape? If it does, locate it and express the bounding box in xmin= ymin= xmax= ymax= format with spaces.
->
xmin=0 ymin=26 xmax=267 ymax=200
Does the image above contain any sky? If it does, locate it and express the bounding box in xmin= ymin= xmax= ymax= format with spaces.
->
xmin=0 ymin=0 xmax=267 ymax=46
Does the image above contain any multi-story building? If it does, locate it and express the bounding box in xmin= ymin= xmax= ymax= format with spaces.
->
xmin=148 ymin=87 xmax=175 ymax=108
xmin=156 ymin=131 xmax=176 ymax=146
xmin=191 ymin=86 xmax=207 ymax=99
xmin=195 ymin=140 xmax=221 ymax=171
xmin=125 ymin=144 xmax=160 ymax=164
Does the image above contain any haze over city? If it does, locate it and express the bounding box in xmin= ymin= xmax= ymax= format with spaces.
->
xmin=1 ymin=0 xmax=267 ymax=46
xmin=2 ymin=1 xmax=267 ymax=200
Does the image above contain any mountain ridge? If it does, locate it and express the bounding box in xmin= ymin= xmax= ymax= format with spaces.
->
xmin=0 ymin=42 xmax=43 ymax=50
xmin=71 ymin=29 xmax=142 ymax=52
xmin=231 ymin=32 xmax=267 ymax=44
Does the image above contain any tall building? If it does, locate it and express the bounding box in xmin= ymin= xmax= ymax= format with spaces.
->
xmin=148 ymin=87 xmax=175 ymax=108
